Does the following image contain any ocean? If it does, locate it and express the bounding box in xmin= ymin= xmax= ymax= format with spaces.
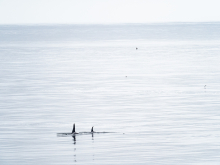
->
xmin=1 ymin=23 xmax=220 ymax=164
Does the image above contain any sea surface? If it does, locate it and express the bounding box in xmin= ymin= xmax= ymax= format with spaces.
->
xmin=1 ymin=23 xmax=220 ymax=164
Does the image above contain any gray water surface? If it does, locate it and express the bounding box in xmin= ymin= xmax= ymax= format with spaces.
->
xmin=1 ymin=23 xmax=220 ymax=164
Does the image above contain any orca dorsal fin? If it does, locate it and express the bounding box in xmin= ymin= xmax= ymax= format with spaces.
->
xmin=91 ymin=126 xmax=94 ymax=132
xmin=72 ymin=123 xmax=75 ymax=133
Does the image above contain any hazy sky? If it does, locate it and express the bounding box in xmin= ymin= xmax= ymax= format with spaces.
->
xmin=0 ymin=0 xmax=220 ymax=24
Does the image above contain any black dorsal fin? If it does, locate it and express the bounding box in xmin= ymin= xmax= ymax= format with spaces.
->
xmin=72 ymin=123 xmax=75 ymax=133
xmin=91 ymin=126 xmax=94 ymax=132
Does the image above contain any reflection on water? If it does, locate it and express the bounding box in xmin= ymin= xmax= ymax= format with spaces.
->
xmin=73 ymin=135 xmax=76 ymax=144
xmin=73 ymin=137 xmax=77 ymax=163
xmin=71 ymin=133 xmax=98 ymax=163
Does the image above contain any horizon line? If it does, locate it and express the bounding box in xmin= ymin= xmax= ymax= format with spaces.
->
xmin=1 ymin=21 xmax=220 ymax=26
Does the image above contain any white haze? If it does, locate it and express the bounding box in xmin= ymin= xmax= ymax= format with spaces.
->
xmin=0 ymin=0 xmax=220 ymax=24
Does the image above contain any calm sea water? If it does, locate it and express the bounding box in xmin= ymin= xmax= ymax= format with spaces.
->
xmin=1 ymin=23 xmax=220 ymax=165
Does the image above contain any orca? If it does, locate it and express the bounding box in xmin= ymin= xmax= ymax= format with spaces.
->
xmin=89 ymin=126 xmax=114 ymax=134
xmin=57 ymin=123 xmax=78 ymax=136
xmin=57 ymin=124 xmax=115 ymax=137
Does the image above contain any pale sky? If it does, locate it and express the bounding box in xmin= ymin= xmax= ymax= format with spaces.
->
xmin=0 ymin=0 xmax=220 ymax=24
